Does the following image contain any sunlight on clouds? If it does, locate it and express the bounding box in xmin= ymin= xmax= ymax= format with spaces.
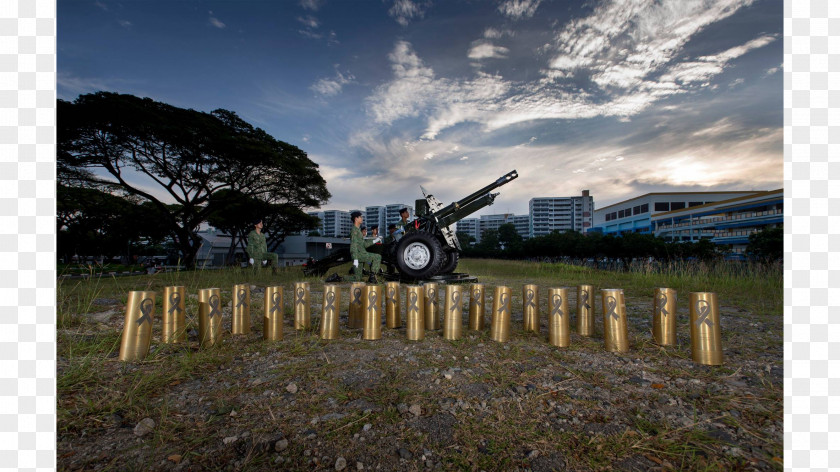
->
xmin=208 ymin=11 xmax=226 ymax=29
xmin=389 ymin=0 xmax=427 ymax=27
xmin=310 ymin=69 xmax=355 ymax=97
xmin=498 ymin=0 xmax=542 ymax=20
xmin=468 ymin=41 xmax=510 ymax=60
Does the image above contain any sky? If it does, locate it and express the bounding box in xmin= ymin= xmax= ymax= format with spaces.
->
xmin=57 ymin=0 xmax=783 ymax=216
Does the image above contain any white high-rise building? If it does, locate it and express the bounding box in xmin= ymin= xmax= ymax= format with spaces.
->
xmin=529 ymin=190 xmax=594 ymax=237
xmin=307 ymin=210 xmax=353 ymax=237
xmin=456 ymin=218 xmax=479 ymax=243
xmin=365 ymin=206 xmax=386 ymax=231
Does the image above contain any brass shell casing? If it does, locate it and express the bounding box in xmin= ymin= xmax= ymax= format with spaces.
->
xmin=385 ymin=281 xmax=401 ymax=328
xmin=405 ymin=285 xmax=425 ymax=341
xmin=653 ymin=288 xmax=677 ymax=346
xmin=443 ymin=285 xmax=464 ymax=340
xmin=547 ymin=288 xmax=571 ymax=348
xmin=689 ymin=292 xmax=723 ymax=365
xmin=468 ymin=284 xmax=485 ymax=331
xmin=576 ymin=284 xmax=595 ymax=336
xmin=490 ymin=286 xmax=512 ymax=343
xmin=231 ymin=284 xmax=251 ymax=335
xmin=424 ymin=283 xmax=440 ymax=330
xmin=198 ymin=288 xmax=223 ymax=348
xmin=601 ymin=289 xmax=629 ymax=352
xmin=320 ymin=285 xmax=340 ymax=340
xmin=161 ymin=286 xmax=186 ymax=344
xmin=362 ymin=284 xmax=382 ymax=340
xmin=293 ymin=282 xmax=311 ymax=330
xmin=348 ymin=282 xmax=365 ymax=329
xmin=119 ymin=291 xmax=156 ymax=361
xmin=263 ymin=286 xmax=284 ymax=341
xmin=522 ymin=284 xmax=540 ymax=332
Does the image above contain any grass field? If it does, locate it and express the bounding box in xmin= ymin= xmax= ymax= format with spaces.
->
xmin=57 ymin=258 xmax=782 ymax=471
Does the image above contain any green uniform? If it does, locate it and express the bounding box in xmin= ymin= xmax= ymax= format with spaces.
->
xmin=247 ymin=230 xmax=279 ymax=268
xmin=350 ymin=225 xmax=380 ymax=279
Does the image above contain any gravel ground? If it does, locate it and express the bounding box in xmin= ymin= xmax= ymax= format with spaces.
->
xmin=58 ymin=283 xmax=782 ymax=471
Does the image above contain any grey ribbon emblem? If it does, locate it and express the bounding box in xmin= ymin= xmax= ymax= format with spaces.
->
xmin=658 ymin=293 xmax=669 ymax=317
xmin=387 ymin=287 xmax=396 ymax=308
xmin=208 ymin=294 xmax=221 ymax=320
xmin=270 ymin=291 xmax=282 ymax=314
xmin=427 ymin=288 xmax=437 ymax=308
xmin=324 ymin=291 xmax=336 ymax=315
xmin=295 ymin=287 xmax=306 ymax=307
xmin=450 ymin=291 xmax=461 ymax=313
xmin=408 ymin=291 xmax=419 ymax=314
xmin=581 ymin=290 xmax=591 ymax=310
xmin=606 ymin=296 xmax=619 ymax=321
xmin=497 ymin=292 xmax=509 ymax=315
xmin=551 ymin=294 xmax=564 ymax=318
xmin=525 ymin=289 xmax=536 ymax=310
xmin=472 ymin=289 xmax=482 ymax=309
xmin=168 ymin=292 xmax=182 ymax=316
xmin=236 ymin=288 xmax=248 ymax=309
xmin=367 ymin=290 xmax=378 ymax=315
xmin=352 ymin=288 xmax=362 ymax=307
xmin=137 ymin=298 xmax=154 ymax=326
xmin=695 ymin=300 xmax=713 ymax=328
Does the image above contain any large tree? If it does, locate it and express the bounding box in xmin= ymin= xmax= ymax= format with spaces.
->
xmin=58 ymin=92 xmax=330 ymax=267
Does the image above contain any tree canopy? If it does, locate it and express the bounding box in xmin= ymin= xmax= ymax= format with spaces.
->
xmin=58 ymin=92 xmax=330 ymax=267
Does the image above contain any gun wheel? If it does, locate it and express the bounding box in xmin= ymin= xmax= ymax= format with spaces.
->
xmin=395 ymin=232 xmax=444 ymax=279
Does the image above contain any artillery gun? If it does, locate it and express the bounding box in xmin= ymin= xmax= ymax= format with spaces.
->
xmin=303 ymin=170 xmax=519 ymax=281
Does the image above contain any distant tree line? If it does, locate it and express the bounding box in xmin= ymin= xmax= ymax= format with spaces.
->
xmin=457 ymin=224 xmax=783 ymax=267
xmin=58 ymin=92 xmax=330 ymax=268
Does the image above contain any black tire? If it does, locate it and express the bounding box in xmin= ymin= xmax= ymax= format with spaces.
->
xmin=439 ymin=251 xmax=459 ymax=274
xmin=395 ymin=232 xmax=444 ymax=279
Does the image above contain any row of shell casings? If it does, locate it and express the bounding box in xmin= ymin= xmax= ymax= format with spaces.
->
xmin=119 ymin=283 xmax=722 ymax=366
xmin=119 ymin=283 xmax=315 ymax=361
xmin=515 ymin=285 xmax=722 ymax=365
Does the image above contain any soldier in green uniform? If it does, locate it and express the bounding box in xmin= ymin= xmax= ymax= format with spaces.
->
xmin=246 ymin=219 xmax=279 ymax=273
xmin=392 ymin=207 xmax=411 ymax=240
xmin=385 ymin=223 xmax=397 ymax=244
xmin=350 ymin=211 xmax=380 ymax=283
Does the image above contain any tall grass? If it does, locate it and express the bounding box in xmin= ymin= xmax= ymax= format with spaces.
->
xmin=458 ymin=258 xmax=782 ymax=317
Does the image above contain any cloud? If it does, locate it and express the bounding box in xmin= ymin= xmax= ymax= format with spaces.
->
xmin=94 ymin=1 xmax=108 ymax=11
xmin=297 ymin=15 xmax=319 ymax=28
xmin=118 ymin=20 xmax=132 ymax=28
xmin=311 ymin=68 xmax=356 ymax=97
xmin=468 ymin=41 xmax=510 ymax=60
xmin=388 ymin=0 xmax=429 ymax=27
xmin=299 ymin=0 xmax=324 ymax=11
xmin=483 ymin=27 xmax=514 ymax=39
xmin=366 ymin=0 xmax=778 ymax=142
xmin=497 ymin=0 xmax=542 ymax=20
xmin=208 ymin=11 xmax=225 ymax=29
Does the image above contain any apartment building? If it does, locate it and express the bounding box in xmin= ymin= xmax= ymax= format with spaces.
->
xmin=529 ymin=190 xmax=594 ymax=237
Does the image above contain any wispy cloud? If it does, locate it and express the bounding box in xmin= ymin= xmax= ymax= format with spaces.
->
xmin=497 ymin=0 xmax=542 ymax=20
xmin=310 ymin=68 xmax=356 ymax=97
xmin=299 ymin=0 xmax=324 ymax=11
xmin=388 ymin=0 xmax=429 ymax=27
xmin=297 ymin=15 xmax=319 ymax=28
xmin=208 ymin=11 xmax=225 ymax=29
xmin=468 ymin=40 xmax=510 ymax=60
xmin=118 ymin=20 xmax=132 ymax=29
xmin=366 ymin=0 xmax=776 ymax=142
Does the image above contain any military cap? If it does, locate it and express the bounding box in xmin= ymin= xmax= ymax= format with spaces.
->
xmin=399 ymin=207 xmax=408 ymax=214
xmin=350 ymin=210 xmax=362 ymax=220
xmin=360 ymin=225 xmax=367 ymax=231
xmin=388 ymin=223 xmax=397 ymax=230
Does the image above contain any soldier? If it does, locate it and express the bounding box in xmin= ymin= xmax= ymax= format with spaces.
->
xmin=367 ymin=225 xmax=382 ymax=246
xmin=246 ymin=219 xmax=279 ymax=273
xmin=393 ymin=207 xmax=411 ymax=240
xmin=350 ymin=211 xmax=380 ymax=283
xmin=385 ymin=223 xmax=398 ymax=244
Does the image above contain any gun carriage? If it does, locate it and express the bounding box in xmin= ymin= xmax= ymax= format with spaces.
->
xmin=303 ymin=170 xmax=519 ymax=281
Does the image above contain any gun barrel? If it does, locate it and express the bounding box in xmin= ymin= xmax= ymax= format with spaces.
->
xmin=437 ymin=193 xmax=498 ymax=228
xmin=432 ymin=170 xmax=518 ymax=222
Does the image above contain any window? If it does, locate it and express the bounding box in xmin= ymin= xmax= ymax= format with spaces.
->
xmin=670 ymin=202 xmax=686 ymax=210
xmin=640 ymin=204 xmax=649 ymax=213
xmin=633 ymin=205 xmax=641 ymax=215
xmin=654 ymin=202 xmax=669 ymax=211
xmin=689 ymin=201 xmax=703 ymax=207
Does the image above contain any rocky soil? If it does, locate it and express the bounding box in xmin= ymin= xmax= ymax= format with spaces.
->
xmin=58 ymin=283 xmax=782 ymax=471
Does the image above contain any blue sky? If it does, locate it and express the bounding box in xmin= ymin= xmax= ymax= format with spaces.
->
xmin=58 ymin=0 xmax=783 ymax=215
